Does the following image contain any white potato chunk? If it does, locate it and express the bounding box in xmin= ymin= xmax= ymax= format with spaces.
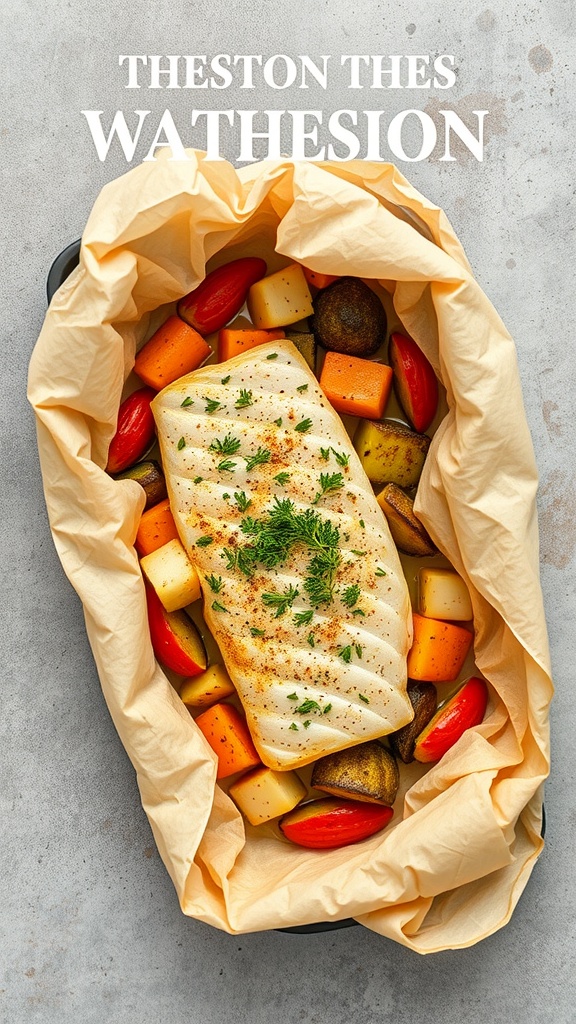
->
xmin=247 ymin=263 xmax=314 ymax=328
xmin=418 ymin=567 xmax=473 ymax=622
xmin=229 ymin=766 xmax=307 ymax=825
xmin=180 ymin=664 xmax=235 ymax=709
xmin=140 ymin=537 xmax=201 ymax=612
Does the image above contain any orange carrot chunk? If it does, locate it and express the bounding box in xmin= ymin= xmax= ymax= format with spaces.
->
xmin=319 ymin=351 xmax=393 ymax=419
xmin=218 ymin=327 xmax=285 ymax=362
xmin=135 ymin=498 xmax=179 ymax=557
xmin=407 ymin=613 xmax=473 ymax=683
xmin=301 ymin=267 xmax=340 ymax=291
xmin=134 ymin=315 xmax=212 ymax=390
xmin=195 ymin=702 xmax=261 ymax=779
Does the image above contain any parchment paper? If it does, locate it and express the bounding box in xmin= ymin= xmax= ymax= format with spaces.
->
xmin=28 ymin=151 xmax=552 ymax=951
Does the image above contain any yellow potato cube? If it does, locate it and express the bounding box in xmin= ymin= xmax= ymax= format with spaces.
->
xmin=180 ymin=665 xmax=236 ymax=709
xmin=247 ymin=263 xmax=314 ymax=329
xmin=229 ymin=766 xmax=307 ymax=826
xmin=140 ymin=538 xmax=201 ymax=612
xmin=418 ymin=567 xmax=473 ymax=621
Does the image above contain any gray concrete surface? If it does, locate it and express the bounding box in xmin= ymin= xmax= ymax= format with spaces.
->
xmin=2 ymin=0 xmax=575 ymax=1021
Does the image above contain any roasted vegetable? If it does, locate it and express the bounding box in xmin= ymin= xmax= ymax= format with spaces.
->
xmin=135 ymin=496 xmax=178 ymax=556
xmin=145 ymin=582 xmax=207 ymax=676
xmin=115 ymin=459 xmax=167 ymax=511
xmin=194 ymin=702 xmax=261 ymax=779
xmin=180 ymin=664 xmax=236 ymax=709
xmin=311 ymin=740 xmax=399 ymax=806
xmin=285 ymin=331 xmax=316 ymax=371
xmin=319 ymin=351 xmax=393 ymax=419
xmin=106 ymin=387 xmax=156 ymax=474
xmin=389 ymin=682 xmax=438 ymax=763
xmin=178 ymin=256 xmax=267 ymax=334
xmin=229 ymin=766 xmax=307 ymax=825
xmin=376 ymin=482 xmax=436 ymax=557
xmin=134 ymin=316 xmax=211 ymax=390
xmin=279 ymin=797 xmax=394 ymax=849
xmin=353 ymin=418 xmax=430 ymax=489
xmin=418 ymin=567 xmax=473 ymax=621
xmin=407 ymin=613 xmax=473 ymax=683
xmin=247 ymin=263 xmax=314 ymax=328
xmin=389 ymin=331 xmax=438 ymax=433
xmin=413 ymin=676 xmax=488 ymax=763
xmin=312 ymin=277 xmax=386 ymax=357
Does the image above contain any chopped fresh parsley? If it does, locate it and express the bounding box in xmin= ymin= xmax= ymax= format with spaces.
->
xmin=289 ymin=722 xmax=299 ymax=731
xmin=266 ymin=352 xmax=279 ymax=361
xmin=177 ymin=437 xmax=186 ymax=450
xmin=375 ymin=566 xmax=387 ymax=577
xmin=250 ymin=626 xmax=266 ymax=637
xmin=296 ymin=383 xmax=309 ymax=393
xmin=220 ymin=374 xmax=231 ymax=385
xmin=273 ymin=472 xmax=290 ymax=486
xmin=196 ymin=536 xmax=214 ymax=547
xmin=217 ymin=459 xmax=237 ymax=473
xmin=338 ymin=645 xmax=353 ymax=664
xmin=295 ymin=699 xmax=322 ymax=715
xmin=287 ymin=692 xmax=299 ymax=701
xmin=303 ymin=720 xmax=312 ymax=729
xmin=211 ymin=600 xmax=228 ymax=613
xmin=274 ymin=417 xmax=283 ymax=427
xmin=180 ymin=396 xmax=193 ymax=407
xmin=193 ymin=476 xmax=203 ymax=484
xmin=359 ymin=693 xmax=370 ymax=704
xmin=203 ymin=396 xmax=221 ymax=414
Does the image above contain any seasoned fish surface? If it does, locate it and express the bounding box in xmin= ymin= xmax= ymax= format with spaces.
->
xmin=152 ymin=341 xmax=413 ymax=770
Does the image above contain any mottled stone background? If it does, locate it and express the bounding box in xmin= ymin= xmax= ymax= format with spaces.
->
xmin=2 ymin=1 xmax=574 ymax=1021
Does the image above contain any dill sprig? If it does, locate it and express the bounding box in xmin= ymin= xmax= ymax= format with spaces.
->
xmin=211 ymin=600 xmax=228 ymax=613
xmin=203 ymin=396 xmax=222 ymax=414
xmin=293 ymin=609 xmax=314 ymax=627
xmin=209 ymin=433 xmax=241 ymax=457
xmin=261 ymin=584 xmax=299 ymax=618
xmin=205 ymin=574 xmax=223 ymax=593
xmin=320 ymin=447 xmax=331 ymax=461
xmin=244 ymin=447 xmax=271 ymax=472
xmin=196 ymin=536 xmax=214 ymax=547
xmin=217 ymin=459 xmax=237 ymax=473
xmin=235 ymin=389 xmax=253 ymax=409
xmin=338 ymin=645 xmax=353 ymax=663
xmin=221 ymin=374 xmax=231 ymax=385
xmin=273 ymin=472 xmax=290 ymax=486
xmin=312 ymin=472 xmax=345 ymax=505
xmin=331 ymin=448 xmax=350 ymax=467
xmin=233 ymin=491 xmax=252 ymax=513
xmin=342 ymin=583 xmax=361 ymax=608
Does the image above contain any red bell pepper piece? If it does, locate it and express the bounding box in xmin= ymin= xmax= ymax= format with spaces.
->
xmin=279 ymin=798 xmax=393 ymax=849
xmin=177 ymin=257 xmax=267 ymax=334
xmin=413 ymin=676 xmax=489 ymax=763
xmin=106 ymin=387 xmax=156 ymax=474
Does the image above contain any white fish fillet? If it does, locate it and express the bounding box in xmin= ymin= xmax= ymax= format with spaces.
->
xmin=152 ymin=341 xmax=413 ymax=770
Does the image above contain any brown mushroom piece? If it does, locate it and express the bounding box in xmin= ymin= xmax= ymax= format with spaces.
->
xmin=312 ymin=277 xmax=387 ymax=357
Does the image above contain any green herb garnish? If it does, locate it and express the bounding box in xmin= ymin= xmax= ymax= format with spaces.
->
xmin=351 ymin=550 xmax=366 ymax=557
xmin=295 ymin=699 xmax=322 ymax=715
xmin=312 ymin=472 xmax=345 ymax=505
xmin=244 ymin=447 xmax=271 ymax=472
xmin=235 ymin=389 xmax=253 ymax=409
xmin=206 ymin=574 xmax=223 ymax=593
xmin=177 ymin=437 xmax=186 ymax=450
xmin=352 ymin=608 xmax=366 ymax=617
xmin=261 ymin=584 xmax=299 ymax=618
xmin=375 ymin=566 xmax=387 ymax=577
xmin=209 ymin=433 xmax=241 ymax=457
xmin=331 ymin=449 xmax=350 ymax=467
xmin=323 ymin=703 xmax=332 ymax=714
xmin=359 ymin=693 xmax=370 ymax=704
xmin=273 ymin=472 xmax=290 ymax=486
xmin=342 ymin=584 xmax=361 ymax=608
xmin=222 ymin=492 xmax=230 ymax=500
xmin=196 ymin=536 xmax=214 ymax=547
xmin=250 ymin=627 xmax=266 ymax=637
xmin=338 ymin=645 xmax=353 ymax=663
xmin=266 ymin=353 xmax=279 ymax=361
xmin=203 ymin=396 xmax=222 ymax=414
xmin=303 ymin=720 xmax=312 ymax=729
xmin=217 ymin=459 xmax=237 ymax=473
xmin=355 ymin=644 xmax=363 ymax=659
xmin=293 ymin=609 xmax=314 ymax=627
xmin=295 ymin=418 xmax=313 ymax=433
xmin=296 ymin=383 xmax=309 ymax=393
xmin=359 ymin=519 xmax=366 ymax=529
xmin=233 ymin=490 xmax=252 ymax=513
xmin=287 ymin=692 xmax=299 ymax=701
xmin=289 ymin=722 xmax=299 ymax=731
xmin=320 ymin=447 xmax=331 ymax=461
xmin=307 ymin=632 xmax=315 ymax=647
xmin=193 ymin=476 xmax=203 ymax=484
xmin=274 ymin=417 xmax=283 ymax=427
xmin=220 ymin=375 xmax=231 ymax=385
xmin=211 ymin=600 xmax=229 ymax=613
xmin=180 ymin=397 xmax=193 ymax=407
